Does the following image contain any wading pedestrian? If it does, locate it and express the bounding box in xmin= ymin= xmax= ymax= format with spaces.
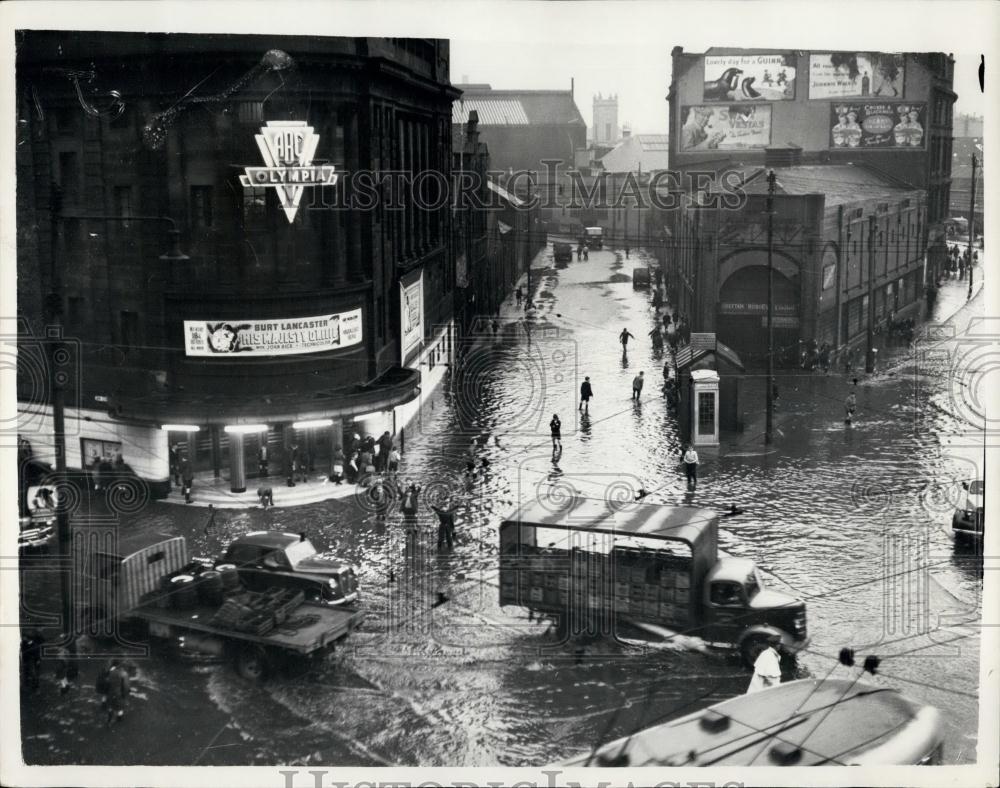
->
xmin=682 ymin=444 xmax=699 ymax=491
xmin=432 ymin=501 xmax=458 ymax=551
xmin=746 ymin=633 xmax=783 ymax=694
xmin=401 ymin=481 xmax=421 ymax=528
xmin=579 ymin=376 xmax=593 ymax=413
xmin=619 ymin=327 xmax=635 ymax=351
xmin=845 ymin=391 xmax=858 ymax=425
xmin=632 ymin=371 xmax=645 ymax=400
xmin=105 ymin=659 xmax=130 ymax=726
xmin=549 ymin=414 xmax=562 ymax=451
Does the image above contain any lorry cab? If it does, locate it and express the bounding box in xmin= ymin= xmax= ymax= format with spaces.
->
xmin=702 ymin=557 xmax=807 ymax=662
xmin=582 ymin=226 xmax=603 ymax=249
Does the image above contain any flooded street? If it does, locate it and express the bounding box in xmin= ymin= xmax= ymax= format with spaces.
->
xmin=22 ymin=243 xmax=984 ymax=767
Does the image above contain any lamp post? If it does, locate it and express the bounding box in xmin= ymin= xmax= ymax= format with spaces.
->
xmin=764 ymin=170 xmax=776 ymax=445
xmin=968 ymin=153 xmax=977 ymax=300
xmin=47 ymin=205 xmax=187 ymax=654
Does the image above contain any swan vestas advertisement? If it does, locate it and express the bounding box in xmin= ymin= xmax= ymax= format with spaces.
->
xmin=703 ymin=53 xmax=797 ymax=101
xmin=679 ymin=104 xmax=772 ymax=150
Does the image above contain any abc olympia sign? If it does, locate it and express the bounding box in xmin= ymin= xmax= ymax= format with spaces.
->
xmin=240 ymin=120 xmax=338 ymax=223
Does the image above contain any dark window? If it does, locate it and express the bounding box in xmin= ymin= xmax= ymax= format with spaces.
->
xmin=190 ymin=185 xmax=214 ymax=229
xmin=242 ymin=186 xmax=267 ymax=223
xmin=710 ymin=582 xmax=743 ymax=607
xmin=145 ymin=551 xmax=165 ymax=565
xmin=54 ymin=107 xmax=76 ymax=135
xmin=114 ymin=186 xmax=132 ymax=227
xmin=120 ymin=310 xmax=139 ymax=354
xmin=238 ymin=101 xmax=264 ymax=124
xmin=58 ymin=151 xmax=80 ymax=199
xmin=67 ymin=296 xmax=84 ymax=328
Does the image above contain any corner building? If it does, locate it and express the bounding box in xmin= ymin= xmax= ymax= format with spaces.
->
xmin=16 ymin=31 xmax=460 ymax=496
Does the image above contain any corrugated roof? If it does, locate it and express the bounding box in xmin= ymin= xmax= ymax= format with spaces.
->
xmin=455 ymin=87 xmax=585 ymax=126
xmin=600 ymin=134 xmax=672 ymax=173
xmin=731 ymin=164 xmax=915 ymax=206
xmin=453 ymin=99 xmax=529 ymax=126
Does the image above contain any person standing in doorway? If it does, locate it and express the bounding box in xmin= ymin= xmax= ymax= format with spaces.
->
xmin=746 ymin=633 xmax=783 ymax=693
xmin=387 ymin=447 xmax=401 ymax=481
xmin=682 ymin=444 xmax=699 ymax=491
xmin=549 ymin=414 xmax=562 ymax=451
xmin=579 ymin=376 xmax=594 ymax=413
xmin=169 ymin=443 xmax=181 ymax=486
xmin=257 ymin=442 xmax=269 ymax=478
xmin=181 ymin=458 xmax=194 ymax=504
xmin=331 ymin=445 xmax=346 ymax=484
xmin=377 ymin=431 xmax=394 ymax=473
xmin=632 ymin=371 xmax=645 ymax=400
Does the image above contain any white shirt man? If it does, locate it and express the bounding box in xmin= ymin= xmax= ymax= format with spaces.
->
xmin=746 ymin=639 xmax=782 ymax=694
xmin=682 ymin=446 xmax=699 ymax=490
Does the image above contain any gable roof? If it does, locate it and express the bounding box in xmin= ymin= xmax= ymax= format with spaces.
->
xmin=600 ymin=134 xmax=671 ymax=173
xmin=453 ymin=86 xmax=586 ymax=127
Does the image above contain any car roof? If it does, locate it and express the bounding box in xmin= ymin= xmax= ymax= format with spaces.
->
xmin=229 ymin=530 xmax=305 ymax=549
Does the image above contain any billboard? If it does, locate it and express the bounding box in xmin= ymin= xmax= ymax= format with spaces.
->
xmin=400 ymin=271 xmax=424 ymax=365
xmin=809 ymin=53 xmax=905 ymax=99
xmin=184 ymin=309 xmax=362 ymax=357
xmin=680 ymin=105 xmax=771 ymax=151
xmin=830 ymin=102 xmax=926 ymax=149
xmin=703 ymin=53 xmax=797 ymax=101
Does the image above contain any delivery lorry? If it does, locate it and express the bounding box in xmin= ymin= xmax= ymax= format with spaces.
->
xmin=79 ymin=532 xmax=363 ymax=681
xmin=557 ymin=677 xmax=944 ymax=766
xmin=499 ymin=496 xmax=808 ymax=664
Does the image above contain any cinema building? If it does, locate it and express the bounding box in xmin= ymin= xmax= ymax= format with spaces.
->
xmin=657 ymin=47 xmax=955 ymax=363
xmin=16 ymin=31 xmax=460 ymax=497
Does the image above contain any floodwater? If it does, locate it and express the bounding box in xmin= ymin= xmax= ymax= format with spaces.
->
xmin=21 ymin=243 xmax=985 ymax=766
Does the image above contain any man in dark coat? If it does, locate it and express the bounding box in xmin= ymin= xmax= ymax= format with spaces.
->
xmin=579 ymin=377 xmax=594 ymax=413
xmin=105 ymin=659 xmax=130 ymax=725
xmin=181 ymin=458 xmax=194 ymax=503
xmin=376 ymin=431 xmax=394 ymax=473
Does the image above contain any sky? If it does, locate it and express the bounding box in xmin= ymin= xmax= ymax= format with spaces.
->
xmin=452 ymin=41 xmax=985 ymax=137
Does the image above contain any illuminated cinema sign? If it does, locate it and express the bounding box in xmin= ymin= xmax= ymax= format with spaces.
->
xmin=239 ymin=121 xmax=338 ymax=223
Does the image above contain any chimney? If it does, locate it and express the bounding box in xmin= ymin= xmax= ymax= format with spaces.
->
xmin=467 ymin=109 xmax=479 ymax=143
xmin=764 ymin=145 xmax=802 ymax=168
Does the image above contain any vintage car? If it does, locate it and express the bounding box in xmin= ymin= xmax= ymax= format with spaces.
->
xmin=552 ymin=241 xmax=573 ymax=262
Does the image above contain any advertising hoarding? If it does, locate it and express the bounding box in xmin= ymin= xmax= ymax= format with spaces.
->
xmin=830 ymin=102 xmax=926 ymax=148
xmin=809 ymin=53 xmax=905 ymax=99
xmin=184 ymin=309 xmax=362 ymax=357
xmin=400 ymin=272 xmax=424 ymax=365
xmin=703 ymin=53 xmax=797 ymax=101
xmin=680 ymin=105 xmax=772 ymax=151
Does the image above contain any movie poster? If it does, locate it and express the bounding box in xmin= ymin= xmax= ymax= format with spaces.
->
xmin=830 ymin=102 xmax=926 ymax=148
xmin=809 ymin=53 xmax=905 ymax=98
xmin=703 ymin=53 xmax=796 ymax=101
xmin=184 ymin=309 xmax=363 ymax=357
xmin=680 ymin=105 xmax=772 ymax=150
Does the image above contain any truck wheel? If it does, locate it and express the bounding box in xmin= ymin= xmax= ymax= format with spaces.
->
xmin=235 ymin=645 xmax=269 ymax=682
xmin=740 ymin=635 xmax=768 ymax=668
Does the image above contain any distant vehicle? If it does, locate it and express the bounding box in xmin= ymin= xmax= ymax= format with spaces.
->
xmin=632 ymin=267 xmax=651 ymax=288
xmin=557 ymin=677 xmax=945 ymax=766
xmin=953 ymin=479 xmax=984 ymax=542
xmin=81 ymin=533 xmax=362 ymax=681
xmin=553 ymin=242 xmax=573 ymax=263
xmin=499 ymin=496 xmax=808 ymax=665
xmin=582 ymin=226 xmax=603 ymax=249
xmin=223 ymin=531 xmax=359 ymax=606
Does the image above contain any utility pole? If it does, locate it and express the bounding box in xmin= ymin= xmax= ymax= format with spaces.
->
xmin=764 ymin=170 xmax=776 ymax=445
xmin=866 ymin=215 xmax=877 ymax=374
xmin=46 ymin=184 xmax=76 ymax=657
xmin=968 ymin=153 xmax=977 ymax=300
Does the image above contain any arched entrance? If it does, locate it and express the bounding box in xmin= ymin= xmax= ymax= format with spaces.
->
xmin=717 ymin=261 xmax=800 ymax=366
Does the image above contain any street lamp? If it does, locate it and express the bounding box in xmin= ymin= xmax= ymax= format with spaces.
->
xmin=764 ymin=170 xmax=776 ymax=445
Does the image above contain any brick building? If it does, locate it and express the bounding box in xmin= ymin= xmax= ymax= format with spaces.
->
xmin=16 ymin=31 xmax=460 ymax=495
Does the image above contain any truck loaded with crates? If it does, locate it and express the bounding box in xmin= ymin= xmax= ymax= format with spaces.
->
xmin=499 ymin=496 xmax=809 ymax=664
xmin=80 ymin=532 xmax=363 ymax=681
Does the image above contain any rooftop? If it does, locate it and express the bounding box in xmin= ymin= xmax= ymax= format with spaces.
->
xmin=729 ymin=163 xmax=917 ymax=206
xmin=599 ymin=133 xmax=671 ymax=174
xmin=453 ymin=86 xmax=586 ymax=127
